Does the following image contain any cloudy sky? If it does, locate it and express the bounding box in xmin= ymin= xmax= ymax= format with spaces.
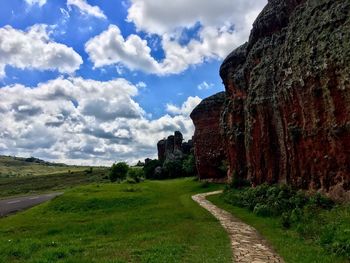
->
xmin=0 ymin=0 xmax=267 ymax=165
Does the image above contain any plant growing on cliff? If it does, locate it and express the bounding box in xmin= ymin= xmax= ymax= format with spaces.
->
xmin=109 ymin=162 xmax=129 ymax=182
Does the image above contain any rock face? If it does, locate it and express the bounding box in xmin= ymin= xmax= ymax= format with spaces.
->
xmin=193 ymin=0 xmax=350 ymax=200
xmin=157 ymin=131 xmax=193 ymax=162
xmin=190 ymin=92 xmax=227 ymax=180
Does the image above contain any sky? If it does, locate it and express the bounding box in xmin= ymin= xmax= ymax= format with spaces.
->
xmin=0 ymin=0 xmax=267 ymax=165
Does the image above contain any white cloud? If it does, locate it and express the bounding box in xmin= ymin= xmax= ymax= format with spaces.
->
xmin=0 ymin=24 xmax=82 ymax=78
xmin=85 ymin=25 xmax=160 ymax=73
xmin=136 ymin=81 xmax=147 ymax=88
xmin=67 ymin=0 xmax=106 ymax=19
xmin=86 ymin=1 xmax=267 ymax=75
xmin=198 ymin=81 xmax=214 ymax=90
xmin=25 ymin=0 xmax=47 ymax=7
xmin=0 ymin=77 xmax=197 ymax=165
xmin=166 ymin=96 xmax=202 ymax=116
xmin=127 ymin=0 xmax=266 ymax=35
xmin=85 ymin=23 xmax=252 ymax=75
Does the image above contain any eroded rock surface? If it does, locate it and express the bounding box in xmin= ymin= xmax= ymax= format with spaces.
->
xmin=192 ymin=0 xmax=350 ymax=200
xmin=190 ymin=92 xmax=227 ymax=180
xmin=157 ymin=131 xmax=192 ymax=162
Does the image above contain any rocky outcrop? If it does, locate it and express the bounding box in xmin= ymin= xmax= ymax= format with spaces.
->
xmin=193 ymin=0 xmax=350 ymax=200
xmin=190 ymin=92 xmax=227 ymax=180
xmin=157 ymin=131 xmax=193 ymax=162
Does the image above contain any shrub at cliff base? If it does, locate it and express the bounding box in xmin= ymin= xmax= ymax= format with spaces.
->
xmin=222 ymin=184 xmax=350 ymax=259
xmin=109 ymin=162 xmax=129 ymax=182
xmin=143 ymin=159 xmax=162 ymax=179
xmin=182 ymin=154 xmax=196 ymax=177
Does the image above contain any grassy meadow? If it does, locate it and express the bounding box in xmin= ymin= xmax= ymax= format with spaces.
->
xmin=0 ymin=156 xmax=90 ymax=178
xmin=0 ymin=168 xmax=108 ymax=199
xmin=0 ymin=178 xmax=232 ymax=263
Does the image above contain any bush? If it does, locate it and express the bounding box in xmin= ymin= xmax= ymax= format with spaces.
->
xmin=143 ymin=159 xmax=162 ymax=179
xmin=109 ymin=162 xmax=129 ymax=182
xmin=281 ymin=212 xmax=291 ymax=229
xmin=228 ymin=171 xmax=251 ymax=189
xmin=223 ymin=183 xmax=334 ymax=219
xmin=309 ymin=193 xmax=335 ymax=210
xmin=163 ymin=159 xmax=184 ymax=178
xmin=182 ymin=154 xmax=196 ymax=176
xmin=253 ymin=204 xmax=273 ymax=217
xmin=222 ymin=184 xmax=348 ymax=259
xmin=127 ymin=168 xmax=144 ymax=183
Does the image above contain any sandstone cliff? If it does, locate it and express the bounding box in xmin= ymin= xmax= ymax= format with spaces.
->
xmin=190 ymin=92 xmax=227 ymax=180
xmin=192 ymin=0 xmax=350 ymax=200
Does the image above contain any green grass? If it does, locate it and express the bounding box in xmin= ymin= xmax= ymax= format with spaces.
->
xmin=208 ymin=193 xmax=349 ymax=263
xmin=0 ymin=178 xmax=231 ymax=263
xmin=0 ymin=155 xmax=97 ymax=178
xmin=0 ymin=168 xmax=108 ymax=198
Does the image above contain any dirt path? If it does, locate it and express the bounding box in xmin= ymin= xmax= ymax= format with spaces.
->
xmin=192 ymin=191 xmax=284 ymax=263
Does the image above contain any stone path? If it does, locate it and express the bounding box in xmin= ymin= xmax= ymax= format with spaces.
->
xmin=192 ymin=191 xmax=284 ymax=263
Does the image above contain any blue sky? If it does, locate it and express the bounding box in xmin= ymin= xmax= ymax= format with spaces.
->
xmin=0 ymin=0 xmax=266 ymax=165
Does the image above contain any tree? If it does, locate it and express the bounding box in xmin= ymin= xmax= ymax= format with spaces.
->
xmin=182 ymin=154 xmax=197 ymax=176
xmin=143 ymin=159 xmax=162 ymax=179
xmin=127 ymin=168 xmax=144 ymax=183
xmin=109 ymin=162 xmax=129 ymax=182
xmin=163 ymin=159 xmax=183 ymax=178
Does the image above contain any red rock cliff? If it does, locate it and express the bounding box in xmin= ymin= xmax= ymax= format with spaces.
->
xmin=190 ymin=92 xmax=227 ymax=180
xmin=193 ymin=0 xmax=350 ymax=200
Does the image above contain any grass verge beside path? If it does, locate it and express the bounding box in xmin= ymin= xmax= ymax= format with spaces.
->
xmin=208 ymin=193 xmax=348 ymax=263
xmin=0 ymin=178 xmax=231 ymax=263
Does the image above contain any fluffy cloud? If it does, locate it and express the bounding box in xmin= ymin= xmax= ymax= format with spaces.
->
xmin=0 ymin=24 xmax=82 ymax=78
xmin=0 ymin=77 xmax=198 ymax=165
xmin=127 ymin=0 xmax=266 ymax=35
xmin=67 ymin=0 xmax=106 ymax=19
xmin=85 ymin=25 xmax=160 ymax=73
xmin=86 ymin=0 xmax=267 ymax=75
xmin=24 ymin=0 xmax=46 ymax=6
xmin=85 ymin=23 xmax=252 ymax=75
xmin=166 ymin=96 xmax=202 ymax=116
xmin=197 ymin=81 xmax=214 ymax=90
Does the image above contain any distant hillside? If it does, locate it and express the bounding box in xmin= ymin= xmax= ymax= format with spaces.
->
xmin=0 ymin=155 xmax=89 ymax=178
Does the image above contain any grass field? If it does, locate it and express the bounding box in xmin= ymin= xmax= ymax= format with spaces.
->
xmin=0 ymin=178 xmax=231 ymax=263
xmin=0 ymin=168 xmax=108 ymax=198
xmin=0 ymin=155 xmax=92 ymax=178
xmin=208 ymin=194 xmax=349 ymax=263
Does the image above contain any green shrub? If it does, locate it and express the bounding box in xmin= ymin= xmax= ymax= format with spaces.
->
xmin=253 ymin=204 xmax=273 ymax=217
xmin=309 ymin=193 xmax=334 ymax=210
xmin=229 ymin=177 xmax=251 ymax=189
xmin=281 ymin=212 xmax=291 ymax=229
xmin=127 ymin=168 xmax=144 ymax=183
xmin=224 ymin=184 xmax=335 ymax=219
xmin=222 ymin=184 xmax=348 ymax=259
xmin=109 ymin=162 xmax=129 ymax=182
xmin=143 ymin=159 xmax=162 ymax=179
xmin=182 ymin=154 xmax=196 ymax=176
xmin=163 ymin=160 xmax=183 ymax=178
